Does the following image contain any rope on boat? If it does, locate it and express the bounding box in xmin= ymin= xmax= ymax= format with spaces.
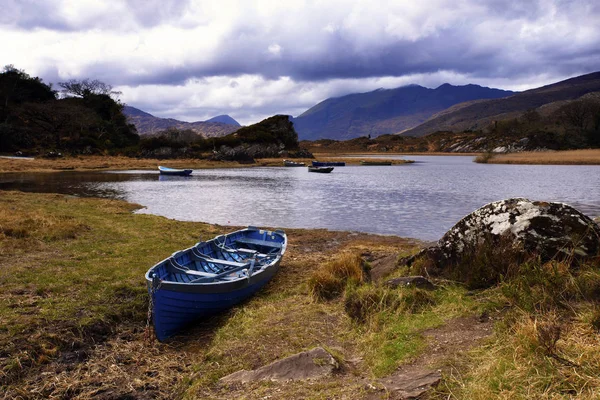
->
xmin=144 ymin=274 xmax=162 ymax=343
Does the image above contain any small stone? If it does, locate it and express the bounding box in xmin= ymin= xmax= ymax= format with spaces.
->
xmin=385 ymin=276 xmax=436 ymax=290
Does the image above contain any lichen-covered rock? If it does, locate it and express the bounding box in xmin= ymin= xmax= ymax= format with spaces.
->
xmin=410 ymin=198 xmax=600 ymax=276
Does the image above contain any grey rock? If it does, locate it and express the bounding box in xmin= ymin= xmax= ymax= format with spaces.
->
xmin=408 ymin=198 xmax=600 ymax=273
xmin=220 ymin=347 xmax=338 ymax=384
xmin=378 ymin=369 xmax=441 ymax=399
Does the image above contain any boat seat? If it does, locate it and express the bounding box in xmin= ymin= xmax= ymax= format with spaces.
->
xmin=235 ymin=238 xmax=283 ymax=249
xmin=189 ymin=250 xmax=250 ymax=268
xmin=179 ymin=269 xmax=217 ymax=278
xmin=168 ymin=259 xmax=218 ymax=277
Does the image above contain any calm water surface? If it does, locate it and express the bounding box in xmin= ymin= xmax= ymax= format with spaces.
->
xmin=1 ymin=156 xmax=599 ymax=241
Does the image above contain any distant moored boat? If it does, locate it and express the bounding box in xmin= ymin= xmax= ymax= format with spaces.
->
xmin=308 ymin=166 xmax=334 ymax=173
xmin=158 ymin=166 xmax=193 ymax=176
xmin=312 ymin=161 xmax=346 ymax=167
xmin=283 ymin=160 xmax=305 ymax=167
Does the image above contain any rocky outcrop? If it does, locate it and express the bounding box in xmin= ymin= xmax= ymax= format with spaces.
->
xmin=220 ymin=347 xmax=339 ymax=384
xmin=212 ymin=143 xmax=284 ymax=162
xmin=407 ymin=198 xmax=600 ymax=278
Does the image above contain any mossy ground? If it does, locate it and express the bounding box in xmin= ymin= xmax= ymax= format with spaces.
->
xmin=1 ymin=190 xmax=599 ymax=399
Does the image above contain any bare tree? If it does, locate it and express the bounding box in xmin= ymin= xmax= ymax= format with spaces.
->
xmin=58 ymin=79 xmax=122 ymax=99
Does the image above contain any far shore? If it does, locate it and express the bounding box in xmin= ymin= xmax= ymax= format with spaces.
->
xmin=483 ymin=148 xmax=600 ymax=165
xmin=1 ymin=148 xmax=599 ymax=173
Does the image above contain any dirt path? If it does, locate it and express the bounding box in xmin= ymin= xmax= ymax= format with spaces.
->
xmin=373 ymin=315 xmax=494 ymax=399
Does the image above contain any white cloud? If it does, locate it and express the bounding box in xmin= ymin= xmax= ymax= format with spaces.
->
xmin=1 ymin=0 xmax=599 ymax=125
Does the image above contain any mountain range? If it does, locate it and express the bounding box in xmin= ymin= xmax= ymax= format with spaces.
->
xmin=124 ymin=71 xmax=600 ymax=142
xmin=291 ymin=84 xmax=515 ymax=140
xmin=123 ymin=106 xmax=240 ymax=137
xmin=403 ymin=71 xmax=600 ymax=136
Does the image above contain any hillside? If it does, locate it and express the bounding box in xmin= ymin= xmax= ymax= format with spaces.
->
xmin=292 ymin=84 xmax=514 ymax=141
xmin=123 ymin=106 xmax=240 ymax=137
xmin=404 ymin=71 xmax=600 ymax=137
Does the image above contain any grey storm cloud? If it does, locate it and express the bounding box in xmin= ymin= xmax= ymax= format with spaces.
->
xmin=1 ymin=0 xmax=194 ymax=31
xmin=2 ymin=0 xmax=600 ymax=124
xmin=68 ymin=0 xmax=599 ymax=86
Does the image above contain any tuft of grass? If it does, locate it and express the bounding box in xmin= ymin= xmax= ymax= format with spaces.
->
xmin=474 ymin=151 xmax=496 ymax=163
xmin=348 ymin=283 xmax=477 ymax=377
xmin=435 ymin=309 xmax=600 ymax=399
xmin=344 ymin=285 xmax=435 ymax=323
xmin=500 ymin=260 xmax=600 ymax=313
xmin=308 ymin=252 xmax=367 ymax=300
xmin=443 ymin=234 xmax=526 ymax=290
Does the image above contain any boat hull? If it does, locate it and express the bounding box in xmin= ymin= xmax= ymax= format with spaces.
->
xmin=145 ymin=227 xmax=286 ymax=341
xmin=158 ymin=166 xmax=193 ymax=176
xmin=148 ymin=259 xmax=280 ymax=341
xmin=308 ymin=166 xmax=334 ymax=173
xmin=312 ymin=161 xmax=345 ymax=167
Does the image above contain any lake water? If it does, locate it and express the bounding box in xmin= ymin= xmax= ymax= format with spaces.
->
xmin=1 ymin=155 xmax=599 ymax=241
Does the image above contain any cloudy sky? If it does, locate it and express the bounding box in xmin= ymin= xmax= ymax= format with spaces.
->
xmin=2 ymin=0 xmax=600 ymax=125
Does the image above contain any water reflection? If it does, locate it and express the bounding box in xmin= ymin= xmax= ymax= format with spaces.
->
xmin=1 ymin=157 xmax=599 ymax=241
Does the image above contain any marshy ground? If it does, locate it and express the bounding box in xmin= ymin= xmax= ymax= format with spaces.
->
xmin=1 ymin=173 xmax=600 ymax=398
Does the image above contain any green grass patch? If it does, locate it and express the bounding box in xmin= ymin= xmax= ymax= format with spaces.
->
xmin=0 ymin=191 xmax=223 ymax=384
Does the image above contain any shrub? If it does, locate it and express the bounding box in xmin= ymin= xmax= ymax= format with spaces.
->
xmin=443 ymin=234 xmax=526 ymax=289
xmin=474 ymin=151 xmax=495 ymax=163
xmin=344 ymin=285 xmax=435 ymax=323
xmin=308 ymin=253 xmax=367 ymax=300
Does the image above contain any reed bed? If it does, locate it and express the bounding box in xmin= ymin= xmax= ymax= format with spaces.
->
xmin=486 ymin=149 xmax=600 ymax=165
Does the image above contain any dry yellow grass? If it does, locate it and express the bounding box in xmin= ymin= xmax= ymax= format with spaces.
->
xmin=0 ymin=155 xmax=246 ymax=173
xmin=0 ymin=191 xmax=416 ymax=399
xmin=487 ymin=149 xmax=600 ymax=165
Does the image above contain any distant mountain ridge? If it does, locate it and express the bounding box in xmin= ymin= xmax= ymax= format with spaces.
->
xmin=205 ymin=114 xmax=241 ymax=126
xmin=403 ymin=71 xmax=600 ymax=137
xmin=292 ymin=83 xmax=515 ymax=140
xmin=123 ymin=106 xmax=240 ymax=137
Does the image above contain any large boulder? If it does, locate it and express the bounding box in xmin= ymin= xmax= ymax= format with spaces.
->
xmin=407 ymin=198 xmax=600 ymax=280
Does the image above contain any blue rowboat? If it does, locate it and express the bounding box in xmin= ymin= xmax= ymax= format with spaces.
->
xmin=145 ymin=226 xmax=287 ymax=341
xmin=312 ymin=161 xmax=346 ymax=167
xmin=158 ymin=166 xmax=193 ymax=176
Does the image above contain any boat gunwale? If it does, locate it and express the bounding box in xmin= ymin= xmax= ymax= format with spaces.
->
xmin=145 ymin=227 xmax=287 ymax=291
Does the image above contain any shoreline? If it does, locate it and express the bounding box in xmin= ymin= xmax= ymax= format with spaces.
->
xmin=2 ymin=191 xmax=599 ymax=398
xmin=1 ymin=148 xmax=600 ymax=173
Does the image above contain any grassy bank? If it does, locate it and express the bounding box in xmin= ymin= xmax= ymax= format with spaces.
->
xmin=0 ymin=155 xmax=247 ymax=173
xmin=0 ymin=154 xmax=413 ymax=174
xmin=477 ymin=149 xmax=600 ymax=165
xmin=1 ymin=191 xmax=599 ymax=399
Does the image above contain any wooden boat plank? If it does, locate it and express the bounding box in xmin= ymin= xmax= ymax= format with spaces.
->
xmin=235 ymin=237 xmax=283 ymax=248
xmin=190 ymin=248 xmax=250 ymax=268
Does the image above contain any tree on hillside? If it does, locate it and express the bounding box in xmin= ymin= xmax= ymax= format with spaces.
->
xmin=556 ymin=99 xmax=600 ymax=132
xmin=58 ymin=78 xmax=122 ymax=99
xmin=0 ymin=65 xmax=56 ymax=122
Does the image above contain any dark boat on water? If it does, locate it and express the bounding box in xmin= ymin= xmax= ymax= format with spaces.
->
xmin=158 ymin=166 xmax=193 ymax=176
xmin=360 ymin=160 xmax=392 ymax=166
xmin=312 ymin=161 xmax=346 ymax=167
xmin=308 ymin=166 xmax=334 ymax=173
xmin=283 ymin=160 xmax=305 ymax=167
xmin=145 ymin=227 xmax=287 ymax=341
